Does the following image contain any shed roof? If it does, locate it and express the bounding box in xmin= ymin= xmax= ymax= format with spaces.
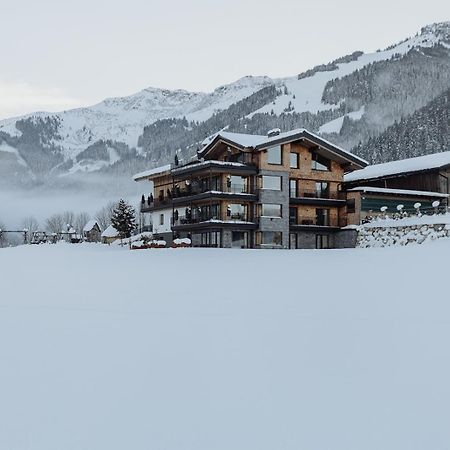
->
xmin=133 ymin=164 xmax=172 ymax=182
xmin=83 ymin=220 xmax=100 ymax=232
xmin=344 ymin=151 xmax=450 ymax=183
xmin=348 ymin=186 xmax=449 ymax=198
xmin=101 ymin=225 xmax=120 ymax=238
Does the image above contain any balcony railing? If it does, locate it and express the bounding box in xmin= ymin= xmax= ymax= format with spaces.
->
xmin=173 ymin=213 xmax=251 ymax=226
xmin=291 ymin=218 xmax=338 ymax=227
xmin=141 ymin=197 xmax=172 ymax=210
xmin=173 ymin=215 xmax=219 ymax=226
xmin=173 ymin=183 xmax=252 ymax=198
xmin=290 ymin=189 xmax=343 ymax=200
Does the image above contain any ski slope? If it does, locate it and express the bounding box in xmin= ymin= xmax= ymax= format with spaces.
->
xmin=1 ymin=242 xmax=450 ymax=450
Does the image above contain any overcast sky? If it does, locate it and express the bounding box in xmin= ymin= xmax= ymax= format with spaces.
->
xmin=0 ymin=0 xmax=449 ymax=119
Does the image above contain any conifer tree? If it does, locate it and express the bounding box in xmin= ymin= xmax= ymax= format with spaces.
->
xmin=110 ymin=199 xmax=136 ymax=240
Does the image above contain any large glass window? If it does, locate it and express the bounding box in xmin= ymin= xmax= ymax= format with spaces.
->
xmin=260 ymin=231 xmax=283 ymax=246
xmin=231 ymin=231 xmax=248 ymax=249
xmin=290 ymin=179 xmax=297 ymax=197
xmin=289 ymin=207 xmax=297 ymax=225
xmin=311 ymin=152 xmax=331 ymax=171
xmin=289 ymin=233 xmax=298 ymax=249
xmin=195 ymin=204 xmax=220 ymax=222
xmin=315 ymin=234 xmax=330 ymax=249
xmin=290 ymin=152 xmax=299 ymax=168
xmin=261 ymin=204 xmax=282 ymax=217
xmin=228 ymin=175 xmax=248 ymax=193
xmin=261 ymin=175 xmax=282 ymax=191
xmin=315 ymin=182 xmax=329 ymax=198
xmin=267 ymin=146 xmax=282 ymax=165
xmin=227 ymin=204 xmax=247 ymax=220
xmin=316 ymin=208 xmax=330 ymax=226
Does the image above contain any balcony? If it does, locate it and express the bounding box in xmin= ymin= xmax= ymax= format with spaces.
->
xmin=289 ymin=215 xmax=339 ymax=231
xmin=172 ymin=214 xmax=256 ymax=231
xmin=289 ymin=189 xmax=346 ymax=206
xmin=140 ymin=197 xmax=172 ymax=212
xmin=172 ymin=182 xmax=257 ymax=206
xmin=172 ymin=160 xmax=257 ymax=178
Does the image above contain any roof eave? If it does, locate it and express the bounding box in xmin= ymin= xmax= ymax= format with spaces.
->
xmin=345 ymin=164 xmax=450 ymax=184
xmin=256 ymin=130 xmax=368 ymax=169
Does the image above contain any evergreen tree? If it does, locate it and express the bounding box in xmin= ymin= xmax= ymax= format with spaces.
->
xmin=110 ymin=199 xmax=136 ymax=240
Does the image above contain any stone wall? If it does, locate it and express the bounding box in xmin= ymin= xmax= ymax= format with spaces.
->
xmin=357 ymin=223 xmax=450 ymax=248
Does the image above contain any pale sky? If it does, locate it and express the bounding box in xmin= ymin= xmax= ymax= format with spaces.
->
xmin=1 ymin=0 xmax=449 ymax=119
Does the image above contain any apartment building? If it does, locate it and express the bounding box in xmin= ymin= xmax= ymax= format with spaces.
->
xmin=134 ymin=128 xmax=367 ymax=249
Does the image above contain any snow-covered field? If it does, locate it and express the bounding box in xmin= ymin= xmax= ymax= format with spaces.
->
xmin=1 ymin=243 xmax=450 ymax=450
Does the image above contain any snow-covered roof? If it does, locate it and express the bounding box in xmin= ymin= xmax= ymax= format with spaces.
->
xmin=348 ymin=186 xmax=449 ymax=198
xmin=171 ymin=159 xmax=250 ymax=175
xmin=101 ymin=225 xmax=120 ymax=238
xmin=345 ymin=151 xmax=450 ymax=183
xmin=201 ymin=128 xmax=367 ymax=168
xmin=83 ymin=220 xmax=100 ymax=232
xmin=133 ymin=164 xmax=171 ymax=181
xmin=218 ymin=131 xmax=267 ymax=147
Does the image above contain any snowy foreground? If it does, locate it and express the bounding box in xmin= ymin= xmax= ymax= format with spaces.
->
xmin=1 ymin=243 xmax=450 ymax=450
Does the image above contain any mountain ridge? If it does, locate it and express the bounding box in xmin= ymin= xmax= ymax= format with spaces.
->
xmin=0 ymin=21 xmax=449 ymax=187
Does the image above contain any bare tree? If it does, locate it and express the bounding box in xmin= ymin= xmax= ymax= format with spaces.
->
xmin=21 ymin=216 xmax=40 ymax=242
xmin=74 ymin=212 xmax=90 ymax=235
xmin=61 ymin=211 xmax=75 ymax=230
xmin=0 ymin=221 xmax=8 ymax=248
xmin=46 ymin=214 xmax=65 ymax=234
xmin=95 ymin=201 xmax=117 ymax=231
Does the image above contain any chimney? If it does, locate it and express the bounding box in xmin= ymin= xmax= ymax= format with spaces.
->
xmin=267 ymin=128 xmax=281 ymax=138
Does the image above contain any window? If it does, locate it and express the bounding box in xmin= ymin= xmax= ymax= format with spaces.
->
xmin=315 ymin=182 xmax=329 ymax=198
xmin=200 ymin=231 xmax=221 ymax=247
xmin=290 ymin=179 xmax=297 ymax=197
xmin=290 ymin=152 xmax=299 ymax=168
xmin=228 ymin=175 xmax=248 ymax=193
xmin=311 ymin=152 xmax=330 ymax=171
xmin=227 ymin=204 xmax=247 ymax=220
xmin=259 ymin=231 xmax=283 ymax=246
xmin=231 ymin=231 xmax=248 ymax=249
xmin=261 ymin=204 xmax=282 ymax=217
xmin=159 ymin=214 xmax=164 ymax=225
xmin=315 ymin=234 xmax=330 ymax=249
xmin=267 ymin=145 xmax=282 ymax=165
xmin=289 ymin=233 xmax=298 ymax=249
xmin=289 ymin=207 xmax=297 ymax=225
xmin=261 ymin=175 xmax=282 ymax=191
xmin=316 ymin=208 xmax=330 ymax=226
xmin=347 ymin=198 xmax=356 ymax=213
xmin=227 ymin=151 xmax=246 ymax=164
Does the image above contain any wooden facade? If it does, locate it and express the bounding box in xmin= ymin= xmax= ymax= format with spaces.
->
xmin=134 ymin=129 xmax=367 ymax=249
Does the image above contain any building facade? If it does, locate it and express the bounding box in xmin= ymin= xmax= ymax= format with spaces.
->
xmin=343 ymin=151 xmax=450 ymax=223
xmin=134 ymin=128 xmax=367 ymax=249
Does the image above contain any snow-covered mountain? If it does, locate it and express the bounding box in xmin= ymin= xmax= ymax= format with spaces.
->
xmin=0 ymin=75 xmax=273 ymax=159
xmin=0 ymin=21 xmax=449 ymax=186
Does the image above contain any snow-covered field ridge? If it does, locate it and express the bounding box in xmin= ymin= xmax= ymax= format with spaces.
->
xmin=1 ymin=243 xmax=450 ymax=449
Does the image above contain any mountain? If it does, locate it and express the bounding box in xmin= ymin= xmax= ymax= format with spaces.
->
xmin=353 ymin=87 xmax=450 ymax=163
xmin=0 ymin=22 xmax=449 ymax=188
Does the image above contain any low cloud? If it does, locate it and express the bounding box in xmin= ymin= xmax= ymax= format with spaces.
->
xmin=0 ymin=80 xmax=86 ymax=120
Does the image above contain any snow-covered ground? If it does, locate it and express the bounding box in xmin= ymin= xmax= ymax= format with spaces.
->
xmin=1 ymin=243 xmax=450 ymax=449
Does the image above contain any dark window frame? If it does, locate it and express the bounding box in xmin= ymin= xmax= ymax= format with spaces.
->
xmin=290 ymin=152 xmax=299 ymax=169
xmin=267 ymin=145 xmax=283 ymax=165
xmin=311 ymin=152 xmax=331 ymax=172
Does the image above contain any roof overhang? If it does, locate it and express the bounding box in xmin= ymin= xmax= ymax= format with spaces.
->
xmin=199 ymin=130 xmax=367 ymax=170
xmin=344 ymin=165 xmax=450 ymax=185
xmin=255 ymin=130 xmax=368 ymax=169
